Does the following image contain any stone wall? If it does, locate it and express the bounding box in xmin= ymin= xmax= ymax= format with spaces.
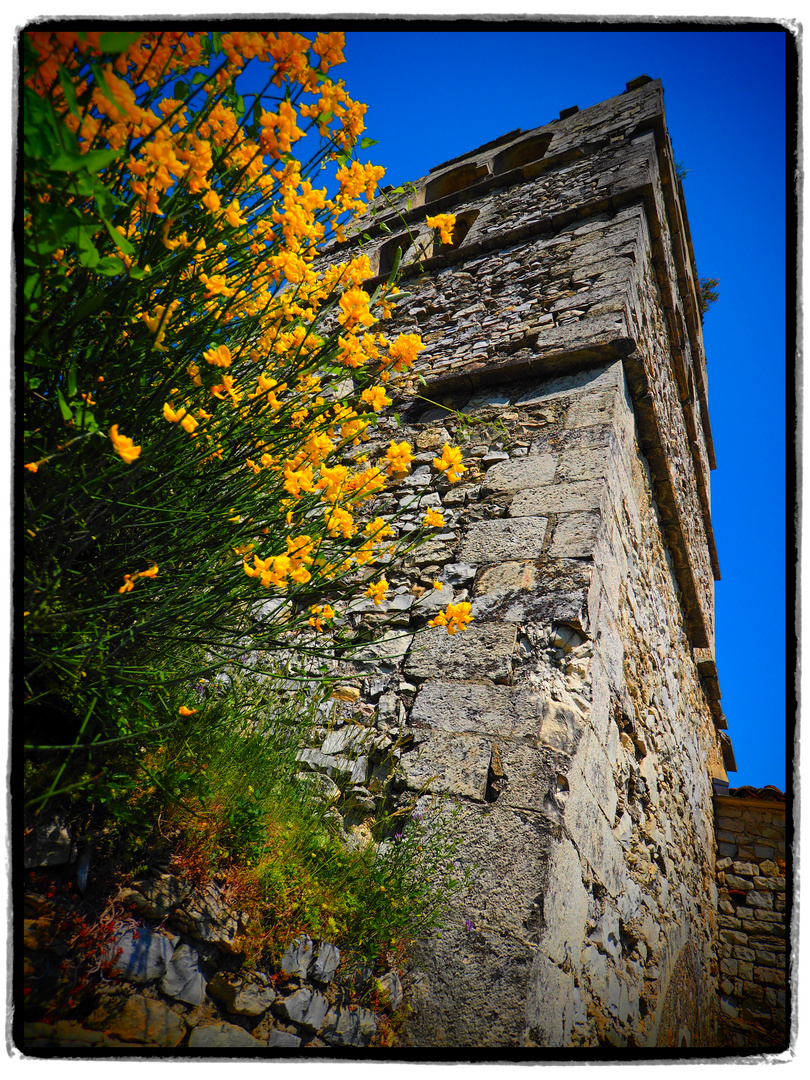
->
xmin=309 ymin=76 xmax=734 ymax=1048
xmin=713 ymin=785 xmax=788 ymax=1048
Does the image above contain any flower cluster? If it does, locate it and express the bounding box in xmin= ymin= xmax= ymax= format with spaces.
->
xmin=428 ymin=602 xmax=474 ymax=635
xmin=426 ymin=213 xmax=456 ymax=246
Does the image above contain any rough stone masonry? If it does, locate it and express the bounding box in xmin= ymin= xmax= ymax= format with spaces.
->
xmin=314 ymin=76 xmax=737 ymax=1048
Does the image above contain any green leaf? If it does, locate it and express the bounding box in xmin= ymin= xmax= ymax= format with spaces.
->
xmin=68 ymin=364 xmax=77 ymax=398
xmin=90 ymin=63 xmax=118 ymax=112
xmin=104 ymin=217 xmax=135 ymax=257
xmin=192 ymin=71 xmax=209 ymax=85
xmin=359 ymin=137 xmax=379 ymax=150
xmin=174 ymin=80 xmax=189 ymax=101
xmin=94 ymin=255 xmax=126 ymax=276
xmin=99 ymin=32 xmax=142 ymax=54
xmin=212 ymin=31 xmax=223 ymax=54
xmin=70 ymin=292 xmax=107 ymax=321
xmin=57 ymin=67 xmax=81 ymax=118
xmin=50 ymin=147 xmax=123 ymax=174
xmin=57 ymin=389 xmax=73 ymax=422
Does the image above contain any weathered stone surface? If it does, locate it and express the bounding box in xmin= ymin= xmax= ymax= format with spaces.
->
xmin=173 ymin=884 xmax=243 ymax=953
xmin=509 ymin=480 xmax=603 ymax=518
xmin=400 ymin=731 xmax=492 ymax=801
xmin=411 ymin=679 xmax=524 ymax=737
xmin=548 ymin=511 xmax=602 ymax=558
xmin=106 ymin=927 xmax=175 ymax=984
xmin=475 ymin=560 xmax=537 ymax=595
xmin=208 ymin=971 xmax=277 ymax=1016
xmin=268 ymin=1028 xmax=302 ymax=1048
xmin=280 ymin=934 xmax=314 ymax=979
xmin=119 ymin=874 xmax=192 ymax=920
xmin=161 ymin=942 xmax=209 ymax=1006
xmin=188 ymin=1022 xmax=265 ymax=1048
xmin=311 ymin=941 xmax=341 ymax=983
xmin=88 ymin=994 xmax=186 ymax=1046
xmin=322 ymin=1004 xmax=378 ymax=1047
xmin=459 ymin=516 xmax=548 ymax=563
xmin=275 ymin=987 xmax=330 ymax=1032
xmin=481 ymin=454 xmax=556 ymax=494
xmin=405 ymin=620 xmax=517 ymax=682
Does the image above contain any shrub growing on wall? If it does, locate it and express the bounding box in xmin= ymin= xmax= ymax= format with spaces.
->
xmin=21 ymin=29 xmax=468 ymax=803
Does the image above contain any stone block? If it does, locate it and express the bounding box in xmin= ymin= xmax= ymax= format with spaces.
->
xmin=514 ymin=688 xmax=585 ymax=755
xmin=276 ymin=987 xmax=330 ymax=1032
xmin=411 ymin=679 xmax=525 ymax=737
xmin=481 ymin=454 xmax=556 ymax=494
xmin=106 ymin=927 xmax=175 ymax=984
xmin=565 ymin=390 xmax=619 ymax=430
xmin=746 ymin=890 xmax=774 ymax=909
xmin=399 ymin=731 xmax=492 ymax=801
xmin=405 ymin=620 xmax=517 ymax=683
xmin=536 ymin=838 xmax=589 ymax=967
xmin=475 ymin=560 xmax=537 ymax=594
xmin=548 ymin=511 xmax=602 ymax=558
xmin=189 ymin=1022 xmax=265 ymax=1049
xmin=556 ymin=447 xmax=609 ymax=482
xmin=161 ymin=943 xmax=208 ymax=1006
xmin=510 ymin=481 xmax=603 ymax=518
xmin=90 ymin=994 xmax=186 ymax=1047
xmin=460 ymin=515 xmax=548 ymax=563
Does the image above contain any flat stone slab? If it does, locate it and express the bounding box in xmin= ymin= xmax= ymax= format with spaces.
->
xmin=399 ymin=731 xmax=492 ymax=801
xmin=405 ymin=621 xmax=517 ymax=683
xmin=548 ymin=511 xmax=602 ymax=558
xmin=459 ymin=516 xmax=548 ymax=564
xmin=509 ymin=481 xmax=602 ymax=517
xmin=481 ymin=454 xmax=556 ymax=494
xmin=411 ymin=680 xmax=527 ymax=738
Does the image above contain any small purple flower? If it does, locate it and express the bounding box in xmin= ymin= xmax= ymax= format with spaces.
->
xmin=465 ymin=919 xmax=475 ymax=932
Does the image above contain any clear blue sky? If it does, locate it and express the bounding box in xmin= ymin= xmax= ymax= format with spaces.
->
xmin=333 ymin=27 xmax=790 ymax=789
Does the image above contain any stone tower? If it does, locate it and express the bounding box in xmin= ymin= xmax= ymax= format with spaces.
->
xmin=321 ymin=76 xmax=734 ymax=1048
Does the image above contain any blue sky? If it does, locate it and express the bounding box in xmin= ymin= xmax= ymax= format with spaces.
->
xmin=333 ymin=27 xmax=791 ymax=789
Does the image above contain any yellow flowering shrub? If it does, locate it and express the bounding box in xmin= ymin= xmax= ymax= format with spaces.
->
xmin=22 ymin=29 xmax=470 ymax=781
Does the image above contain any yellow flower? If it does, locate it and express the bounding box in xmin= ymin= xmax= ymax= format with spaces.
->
xmin=118 ymin=564 xmax=158 ymax=593
xmin=426 ymin=213 xmax=456 ymax=245
xmin=338 ymin=287 xmax=375 ymax=328
xmin=433 ymin=443 xmax=467 ymax=483
xmin=202 ymin=188 xmax=221 ymax=213
xmin=423 ymin=508 xmax=445 ymax=528
xmin=429 ymin=601 xmax=473 ymax=635
xmin=110 ymin=425 xmax=141 ymax=464
xmin=433 ymin=581 xmax=443 ymax=590
xmin=309 ymin=603 xmax=336 ymax=631
xmin=385 ymin=440 xmax=414 ymax=477
xmin=163 ymin=402 xmax=187 ymax=423
xmin=203 ymin=344 xmax=232 ymax=367
xmin=385 ymin=333 xmax=424 ymax=373
xmin=179 ymin=706 xmax=198 ymax=716
xmin=361 ymin=385 xmax=391 ymax=412
xmin=365 ymin=578 xmax=389 ymax=605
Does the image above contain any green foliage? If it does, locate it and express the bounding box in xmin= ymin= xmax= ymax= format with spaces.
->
xmin=698 ymin=276 xmax=720 ymax=318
